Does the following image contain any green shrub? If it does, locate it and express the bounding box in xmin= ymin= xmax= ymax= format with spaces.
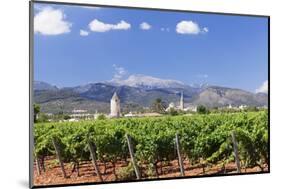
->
xmin=197 ymin=105 xmax=208 ymax=114
xmin=116 ymin=162 xmax=136 ymax=180
xmin=97 ymin=114 xmax=107 ymax=120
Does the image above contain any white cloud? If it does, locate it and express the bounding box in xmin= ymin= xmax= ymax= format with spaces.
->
xmin=80 ymin=29 xmax=89 ymax=36
xmin=161 ymin=27 xmax=170 ymax=32
xmin=112 ymin=64 xmax=127 ymax=80
xmin=114 ymin=20 xmax=131 ymax=30
xmin=34 ymin=7 xmax=72 ymax=35
xmin=88 ymin=19 xmax=131 ymax=32
xmin=140 ymin=22 xmax=151 ymax=30
xmin=89 ymin=19 xmax=112 ymax=32
xmin=256 ymin=80 xmax=268 ymax=94
xmin=176 ymin=20 xmax=208 ymax=35
xmin=203 ymin=27 xmax=209 ymax=33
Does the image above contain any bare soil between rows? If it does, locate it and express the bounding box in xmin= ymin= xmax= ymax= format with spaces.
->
xmin=33 ymin=156 xmax=268 ymax=186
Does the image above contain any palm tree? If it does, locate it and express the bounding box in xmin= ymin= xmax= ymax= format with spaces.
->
xmin=151 ymin=98 xmax=167 ymax=113
xmin=34 ymin=104 xmax=40 ymax=122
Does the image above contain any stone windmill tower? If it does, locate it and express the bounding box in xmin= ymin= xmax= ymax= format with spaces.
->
xmin=110 ymin=92 xmax=121 ymax=117
xmin=179 ymin=91 xmax=184 ymax=110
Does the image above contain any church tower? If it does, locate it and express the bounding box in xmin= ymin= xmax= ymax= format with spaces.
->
xmin=110 ymin=92 xmax=121 ymax=117
xmin=179 ymin=91 xmax=184 ymax=110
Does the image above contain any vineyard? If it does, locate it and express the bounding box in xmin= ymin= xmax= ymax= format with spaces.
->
xmin=33 ymin=111 xmax=269 ymax=185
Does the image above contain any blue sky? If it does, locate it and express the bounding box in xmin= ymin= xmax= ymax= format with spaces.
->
xmin=33 ymin=3 xmax=268 ymax=93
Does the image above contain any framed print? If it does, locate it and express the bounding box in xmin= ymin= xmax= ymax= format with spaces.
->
xmin=30 ymin=1 xmax=270 ymax=188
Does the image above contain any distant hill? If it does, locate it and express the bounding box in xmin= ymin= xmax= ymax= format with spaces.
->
xmin=33 ymin=76 xmax=268 ymax=114
xmin=192 ymin=86 xmax=268 ymax=107
xmin=108 ymin=74 xmax=186 ymax=89
xmin=34 ymin=81 xmax=58 ymax=91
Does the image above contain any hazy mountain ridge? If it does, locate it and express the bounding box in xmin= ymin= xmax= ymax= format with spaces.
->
xmin=192 ymin=86 xmax=268 ymax=107
xmin=34 ymin=81 xmax=58 ymax=91
xmin=108 ymin=74 xmax=186 ymax=89
xmin=33 ymin=75 xmax=268 ymax=113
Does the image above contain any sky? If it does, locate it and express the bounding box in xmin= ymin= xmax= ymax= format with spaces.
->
xmin=33 ymin=2 xmax=268 ymax=93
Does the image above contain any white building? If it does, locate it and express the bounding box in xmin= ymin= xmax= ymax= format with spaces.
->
xmin=124 ymin=112 xmax=134 ymax=117
xmin=239 ymin=105 xmax=248 ymax=110
xmin=70 ymin=113 xmax=92 ymax=119
xmin=184 ymin=106 xmax=197 ymax=112
xmin=166 ymin=102 xmax=175 ymax=111
xmin=68 ymin=118 xmax=79 ymax=122
xmin=72 ymin=109 xmax=87 ymax=113
xmin=110 ymin=92 xmax=121 ymax=118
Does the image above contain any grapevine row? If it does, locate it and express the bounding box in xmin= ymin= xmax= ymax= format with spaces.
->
xmin=34 ymin=111 xmax=268 ymax=179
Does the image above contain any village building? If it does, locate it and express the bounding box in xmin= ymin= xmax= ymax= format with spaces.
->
xmin=70 ymin=113 xmax=92 ymax=119
xmin=239 ymin=104 xmax=248 ymax=110
xmin=124 ymin=112 xmax=162 ymax=117
xmin=72 ymin=109 xmax=87 ymax=113
xmin=124 ymin=112 xmax=134 ymax=117
xmin=184 ymin=105 xmax=197 ymax=112
xmin=166 ymin=102 xmax=176 ymax=112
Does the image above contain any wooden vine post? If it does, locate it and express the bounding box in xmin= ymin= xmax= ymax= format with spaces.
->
xmin=33 ymin=146 xmax=41 ymax=176
xmin=125 ymin=134 xmax=141 ymax=179
xmin=35 ymin=156 xmax=41 ymax=176
xmin=175 ymin=133 xmax=185 ymax=176
xmin=88 ymin=141 xmax=103 ymax=182
xmin=41 ymin=156 xmax=46 ymax=172
xmin=231 ymin=131 xmax=241 ymax=173
xmin=52 ymin=137 xmax=67 ymax=178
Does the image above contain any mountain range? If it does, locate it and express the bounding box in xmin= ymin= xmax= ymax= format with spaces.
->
xmin=33 ymin=75 xmax=268 ymax=114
